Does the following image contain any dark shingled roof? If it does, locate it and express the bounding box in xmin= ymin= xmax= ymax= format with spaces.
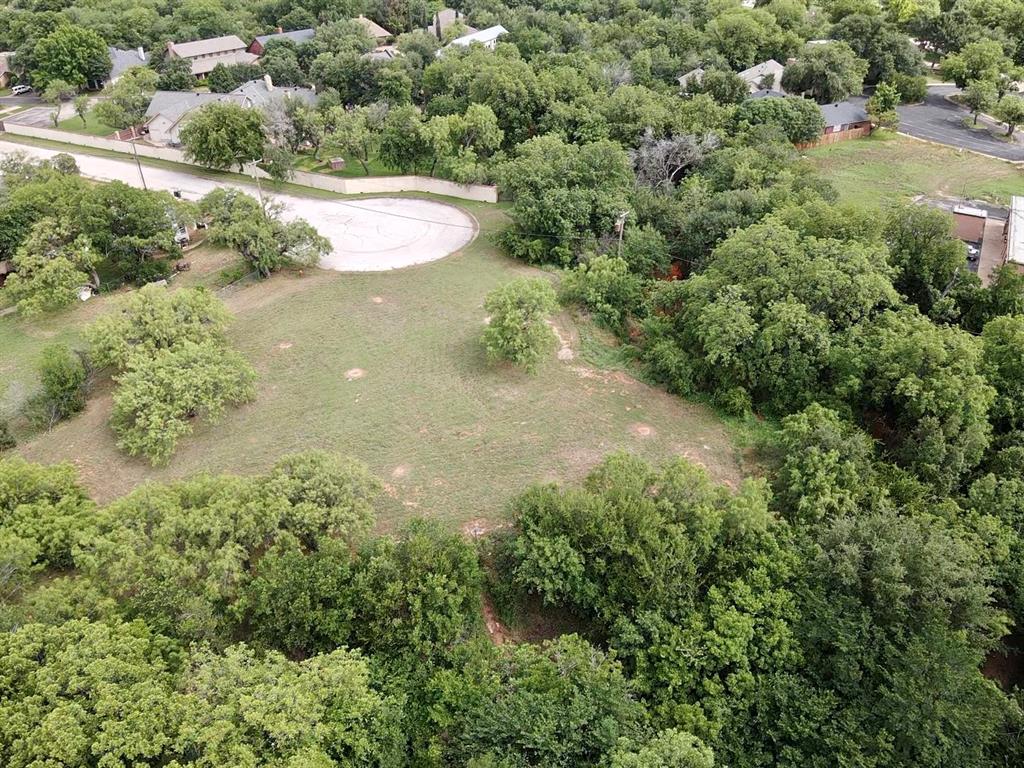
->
xmin=819 ymin=100 xmax=870 ymax=127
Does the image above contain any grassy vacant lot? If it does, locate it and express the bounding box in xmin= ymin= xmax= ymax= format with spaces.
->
xmin=804 ymin=132 xmax=1023 ymax=207
xmin=2 ymin=202 xmax=749 ymax=530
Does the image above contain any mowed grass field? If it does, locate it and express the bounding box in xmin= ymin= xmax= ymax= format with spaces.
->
xmin=804 ymin=132 xmax=1023 ymax=207
xmin=2 ymin=202 xmax=749 ymax=530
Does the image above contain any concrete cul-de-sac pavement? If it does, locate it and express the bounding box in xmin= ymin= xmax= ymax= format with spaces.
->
xmin=861 ymin=85 xmax=1024 ymax=162
xmin=0 ymin=143 xmax=478 ymax=271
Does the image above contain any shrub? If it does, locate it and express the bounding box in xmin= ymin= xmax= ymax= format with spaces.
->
xmin=892 ymin=73 xmax=927 ymax=103
xmin=560 ymin=255 xmax=644 ymax=333
xmin=482 ymin=278 xmax=558 ymax=371
xmin=26 ymin=343 xmax=87 ymax=429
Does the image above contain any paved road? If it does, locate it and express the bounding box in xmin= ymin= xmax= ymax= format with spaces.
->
xmin=0 ymin=95 xmax=42 ymax=107
xmin=0 ymin=142 xmax=478 ymax=272
xmin=893 ymin=85 xmax=1024 ymax=162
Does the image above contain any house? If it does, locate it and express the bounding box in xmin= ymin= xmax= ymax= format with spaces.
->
xmin=0 ymin=52 xmax=14 ymax=88
xmin=165 ymin=35 xmax=259 ymax=78
xmin=248 ymin=27 xmax=315 ymax=55
xmin=353 ymin=16 xmax=393 ymax=43
xmin=447 ymin=25 xmax=508 ymax=50
xmin=817 ymin=100 xmax=872 ymax=142
xmin=426 ymin=8 xmax=477 ymax=40
xmin=0 ymin=258 xmax=12 ymax=287
xmin=1003 ymin=196 xmax=1024 ymax=271
xmin=363 ymin=46 xmax=401 ymax=62
xmin=107 ymin=47 xmax=150 ymax=84
xmin=737 ymin=59 xmax=786 ymax=93
xmin=677 ymin=67 xmax=705 ymax=91
xmin=143 ymin=75 xmax=317 ymax=146
xmin=144 ymin=90 xmax=247 ymax=145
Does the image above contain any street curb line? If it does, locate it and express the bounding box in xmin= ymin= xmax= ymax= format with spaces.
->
xmin=896 ymin=131 xmax=1024 ymax=166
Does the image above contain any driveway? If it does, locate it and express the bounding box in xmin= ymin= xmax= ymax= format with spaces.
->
xmin=892 ymin=85 xmax=1024 ymax=162
xmin=0 ymin=142 xmax=478 ymax=272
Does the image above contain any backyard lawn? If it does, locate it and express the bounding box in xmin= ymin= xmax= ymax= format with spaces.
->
xmin=294 ymin=151 xmax=398 ymax=178
xmin=804 ymin=131 xmax=1023 ymax=207
xmin=2 ymin=202 xmax=750 ymax=530
xmin=56 ymin=109 xmax=116 ymax=137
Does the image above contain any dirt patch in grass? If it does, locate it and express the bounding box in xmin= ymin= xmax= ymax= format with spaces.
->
xmin=629 ymin=422 xmax=655 ymax=438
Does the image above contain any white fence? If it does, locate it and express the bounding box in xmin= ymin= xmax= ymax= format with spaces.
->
xmin=0 ymin=122 xmax=499 ymax=203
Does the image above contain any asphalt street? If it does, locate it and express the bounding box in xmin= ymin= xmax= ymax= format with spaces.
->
xmin=889 ymin=85 xmax=1024 ymax=162
xmin=0 ymin=142 xmax=478 ymax=271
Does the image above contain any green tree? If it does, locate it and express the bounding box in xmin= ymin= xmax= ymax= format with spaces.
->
xmin=0 ymin=456 xmax=93 ymax=571
xmin=866 ymin=81 xmax=900 ymax=128
xmin=733 ymin=96 xmax=825 ymax=143
xmin=781 ymin=42 xmax=869 ymax=102
xmin=497 ymin=134 xmax=634 ymax=264
xmin=93 ymin=66 xmax=159 ymax=130
xmin=199 ymin=188 xmax=330 ymax=277
xmin=31 ymin=24 xmax=110 ymax=89
xmin=3 ymin=217 xmax=98 ymax=316
xmin=110 ymin=339 xmax=256 ymax=464
xmin=941 ymin=40 xmax=1008 ymax=88
xmin=962 ymin=78 xmax=998 ymax=125
xmin=995 ymin=94 xmax=1024 ymax=136
xmin=481 ymin=277 xmax=558 ymax=372
xmin=156 ymin=56 xmax=194 ymax=91
xmin=322 ymin=104 xmax=384 ymax=174
xmin=0 ymin=619 xmax=183 ymax=768
xmin=86 ymin=284 xmax=231 ymax=370
xmin=72 ymin=93 xmax=89 ymax=126
xmin=982 ymin=315 xmax=1024 ymax=432
xmin=41 ymin=78 xmax=76 ymax=126
xmin=377 ymin=104 xmax=430 ymax=173
xmin=428 ymin=634 xmax=646 ymax=767
xmin=75 ymin=452 xmax=377 ymax=641
xmin=883 ymin=202 xmax=966 ymax=315
xmin=26 ymin=343 xmax=87 ymax=430
xmin=610 ymin=730 xmax=715 ymax=768
xmin=560 ymin=254 xmax=645 ymax=333
xmin=180 ymin=102 xmax=266 ymax=171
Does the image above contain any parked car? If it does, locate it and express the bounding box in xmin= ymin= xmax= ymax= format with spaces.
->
xmin=10 ymin=85 xmax=33 ymax=95
xmin=967 ymin=244 xmax=980 ymax=261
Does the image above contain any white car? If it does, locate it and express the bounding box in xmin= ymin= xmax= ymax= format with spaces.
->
xmin=10 ymin=84 xmax=32 ymax=95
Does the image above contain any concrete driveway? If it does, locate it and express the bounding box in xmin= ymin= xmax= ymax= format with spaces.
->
xmin=892 ymin=85 xmax=1024 ymax=162
xmin=0 ymin=142 xmax=478 ymax=272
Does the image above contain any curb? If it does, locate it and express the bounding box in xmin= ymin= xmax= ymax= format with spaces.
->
xmin=896 ymin=131 xmax=1024 ymax=166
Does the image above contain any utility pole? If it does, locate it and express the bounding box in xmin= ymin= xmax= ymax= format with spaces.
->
xmin=129 ymin=126 xmax=147 ymax=190
xmin=247 ymin=159 xmax=265 ymax=211
xmin=615 ymin=211 xmax=628 ymax=257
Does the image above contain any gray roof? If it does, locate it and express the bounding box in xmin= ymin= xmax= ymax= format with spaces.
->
xmin=253 ymin=28 xmax=315 ymax=46
xmin=230 ymin=78 xmax=318 ymax=108
xmin=750 ymin=89 xmax=786 ymax=99
xmin=737 ymin=59 xmax=785 ymax=84
xmin=144 ymin=90 xmax=246 ymax=123
xmin=145 ymin=79 xmax=316 ymax=131
xmin=189 ymin=51 xmax=260 ymax=76
xmin=169 ymin=35 xmax=247 ymax=59
xmin=108 ymin=47 xmax=150 ymax=79
xmin=819 ymin=100 xmax=870 ymax=127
